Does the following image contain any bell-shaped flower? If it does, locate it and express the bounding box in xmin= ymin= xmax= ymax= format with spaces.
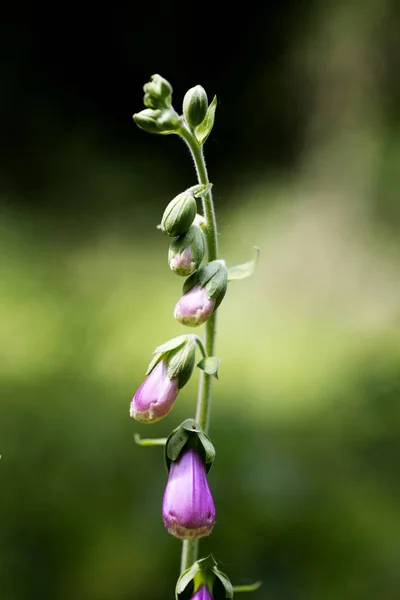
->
xmin=163 ymin=446 xmax=216 ymax=539
xmin=130 ymin=359 xmax=179 ymax=423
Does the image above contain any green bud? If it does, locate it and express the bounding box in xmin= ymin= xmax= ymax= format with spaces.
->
xmin=133 ymin=108 xmax=163 ymax=134
xmin=143 ymin=74 xmax=173 ymax=109
xmin=169 ymin=224 xmax=205 ymax=276
xmin=133 ymin=108 xmax=182 ymax=135
xmin=183 ymin=85 xmax=208 ymax=128
xmin=161 ymin=192 xmax=197 ymax=237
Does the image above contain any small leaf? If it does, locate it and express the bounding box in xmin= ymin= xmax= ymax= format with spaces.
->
xmin=197 ymin=356 xmax=221 ymax=379
xmin=187 ymin=183 xmax=213 ymax=198
xmin=153 ymin=335 xmax=189 ymax=355
xmin=232 ymin=581 xmax=262 ymax=593
xmin=228 ymin=247 xmax=260 ymax=281
xmin=134 ymin=434 xmax=167 ymax=447
xmin=195 ymin=95 xmax=217 ymax=145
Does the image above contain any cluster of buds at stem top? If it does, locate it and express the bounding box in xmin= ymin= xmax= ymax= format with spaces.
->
xmin=163 ymin=420 xmax=216 ymax=540
xmin=176 ymin=554 xmax=233 ymax=600
xmin=133 ymin=74 xmax=182 ymax=135
xmin=175 ymin=260 xmax=228 ymax=327
xmin=130 ymin=336 xmax=196 ymax=423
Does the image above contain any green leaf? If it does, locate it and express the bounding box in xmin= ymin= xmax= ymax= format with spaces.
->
xmin=134 ymin=434 xmax=167 ymax=447
xmin=232 ymin=581 xmax=262 ymax=593
xmin=227 ymin=247 xmax=260 ymax=281
xmin=197 ymin=356 xmax=221 ymax=379
xmin=187 ymin=183 xmax=213 ymax=198
xmin=195 ymin=95 xmax=217 ymax=145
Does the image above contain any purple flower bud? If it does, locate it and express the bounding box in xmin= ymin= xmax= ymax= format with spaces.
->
xmin=130 ymin=359 xmax=179 ymax=423
xmin=191 ymin=585 xmax=213 ymax=600
xmin=163 ymin=446 xmax=216 ymax=539
xmin=174 ymin=283 xmax=216 ymax=327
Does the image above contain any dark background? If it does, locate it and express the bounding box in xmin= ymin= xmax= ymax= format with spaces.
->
xmin=1 ymin=1 xmax=400 ymax=599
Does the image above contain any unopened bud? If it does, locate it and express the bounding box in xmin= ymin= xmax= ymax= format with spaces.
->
xmin=183 ymin=85 xmax=208 ymax=128
xmin=174 ymin=261 xmax=228 ymax=327
xmin=169 ymin=225 xmax=205 ymax=276
xmin=143 ymin=74 xmax=173 ymax=109
xmin=161 ymin=192 xmax=197 ymax=237
xmin=133 ymin=108 xmax=181 ymax=135
xmin=130 ymin=336 xmax=196 ymax=422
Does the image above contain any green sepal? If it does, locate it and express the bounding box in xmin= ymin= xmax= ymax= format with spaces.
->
xmin=195 ymin=95 xmax=217 ymax=145
xmin=183 ymin=260 xmax=224 ymax=295
xmin=232 ymin=581 xmax=262 ymax=593
xmin=165 ymin=419 xmax=215 ymax=473
xmin=166 ymin=338 xmax=196 ymax=388
xmin=134 ymin=434 xmax=167 ymax=447
xmin=187 ymin=183 xmax=213 ymax=198
xmin=145 ymin=352 xmax=164 ymax=376
xmin=228 ymin=247 xmax=260 ymax=281
xmin=197 ymin=356 xmax=221 ymax=379
xmin=153 ymin=335 xmax=189 ymax=355
xmin=146 ymin=334 xmax=197 ymax=380
xmin=176 ymin=555 xmax=233 ymax=600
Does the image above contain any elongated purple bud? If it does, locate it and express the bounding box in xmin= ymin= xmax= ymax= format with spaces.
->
xmin=163 ymin=446 xmax=216 ymax=539
xmin=130 ymin=359 xmax=179 ymax=423
xmin=191 ymin=585 xmax=213 ymax=600
xmin=174 ymin=283 xmax=216 ymax=327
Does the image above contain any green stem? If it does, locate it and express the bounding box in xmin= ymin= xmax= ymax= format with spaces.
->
xmin=178 ymin=126 xmax=219 ymax=573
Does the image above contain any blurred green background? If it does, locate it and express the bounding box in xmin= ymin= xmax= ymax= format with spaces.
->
xmin=1 ymin=1 xmax=400 ymax=599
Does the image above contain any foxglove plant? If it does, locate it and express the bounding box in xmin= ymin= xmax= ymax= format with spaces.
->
xmin=131 ymin=74 xmax=260 ymax=598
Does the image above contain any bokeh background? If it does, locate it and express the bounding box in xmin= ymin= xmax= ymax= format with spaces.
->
xmin=1 ymin=1 xmax=400 ymax=599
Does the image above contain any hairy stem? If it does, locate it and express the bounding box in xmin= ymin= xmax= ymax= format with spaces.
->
xmin=179 ymin=127 xmax=219 ymax=573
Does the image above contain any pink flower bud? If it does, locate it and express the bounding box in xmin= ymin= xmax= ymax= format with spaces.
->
xmin=170 ymin=245 xmax=195 ymax=275
xmin=130 ymin=360 xmax=179 ymax=423
xmin=191 ymin=585 xmax=213 ymax=600
xmin=163 ymin=446 xmax=216 ymax=539
xmin=174 ymin=284 xmax=216 ymax=327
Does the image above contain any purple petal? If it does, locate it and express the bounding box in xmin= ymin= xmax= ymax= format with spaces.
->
xmin=174 ymin=284 xmax=216 ymax=327
xmin=163 ymin=447 xmax=216 ymax=539
xmin=130 ymin=360 xmax=179 ymax=422
xmin=191 ymin=585 xmax=213 ymax=600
